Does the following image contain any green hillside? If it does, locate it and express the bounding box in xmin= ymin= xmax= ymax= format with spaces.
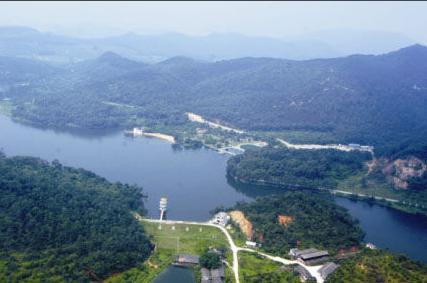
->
xmin=1 ymin=45 xmax=427 ymax=157
xmin=0 ymin=153 xmax=153 ymax=282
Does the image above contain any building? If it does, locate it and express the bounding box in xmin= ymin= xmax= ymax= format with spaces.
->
xmin=211 ymin=267 xmax=225 ymax=282
xmin=299 ymin=250 xmax=330 ymax=265
xmin=159 ymin=197 xmax=168 ymax=211
xmin=289 ymin=248 xmax=318 ymax=259
xmin=201 ymin=268 xmax=211 ymax=283
xmin=211 ymin=212 xmax=230 ymax=227
xmin=319 ymin=262 xmax=339 ymax=280
xmin=132 ymin=127 xmax=144 ymax=136
xmin=159 ymin=197 xmax=168 ymax=220
xmin=200 ymin=266 xmax=225 ymax=283
xmin=349 ymin=143 xmax=361 ymax=149
xmin=289 ymin=248 xmax=330 ymax=265
xmin=245 ymin=241 xmax=258 ymax=248
xmin=365 ymin=242 xmax=377 ymax=250
xmin=175 ymin=254 xmax=200 ymax=266
xmin=294 ymin=265 xmax=315 ymax=282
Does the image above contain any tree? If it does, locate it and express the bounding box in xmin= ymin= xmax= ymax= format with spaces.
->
xmin=200 ymin=251 xmax=221 ymax=269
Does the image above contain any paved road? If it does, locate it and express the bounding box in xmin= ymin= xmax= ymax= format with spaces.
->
xmin=329 ymin=189 xmax=399 ymax=203
xmin=277 ymin=138 xmax=374 ymax=155
xmin=138 ymin=216 xmax=325 ymax=283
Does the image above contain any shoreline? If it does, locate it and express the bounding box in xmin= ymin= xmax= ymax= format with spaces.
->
xmin=142 ymin=132 xmax=176 ymax=144
xmin=227 ymin=174 xmax=427 ymax=217
xmin=3 ymin=114 xmax=424 ymax=216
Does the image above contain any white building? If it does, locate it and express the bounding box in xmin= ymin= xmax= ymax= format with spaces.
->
xmin=132 ymin=127 xmax=144 ymax=136
xmin=212 ymin=212 xmax=230 ymax=227
xmin=245 ymin=241 xmax=258 ymax=248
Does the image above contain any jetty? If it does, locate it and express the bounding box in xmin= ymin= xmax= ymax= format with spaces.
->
xmin=125 ymin=127 xmax=176 ymax=143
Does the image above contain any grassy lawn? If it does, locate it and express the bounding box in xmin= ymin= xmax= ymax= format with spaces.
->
xmin=238 ymin=251 xmax=300 ymax=283
xmin=106 ymin=221 xmax=234 ymax=283
xmin=143 ymin=222 xmax=230 ymax=256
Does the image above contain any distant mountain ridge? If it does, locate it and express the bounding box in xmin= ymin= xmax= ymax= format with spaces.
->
xmin=1 ymin=44 xmax=427 ymax=157
xmin=0 ymin=26 xmax=419 ymax=63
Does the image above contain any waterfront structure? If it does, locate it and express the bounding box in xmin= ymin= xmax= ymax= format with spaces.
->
xmin=175 ymin=254 xmax=200 ymax=266
xmin=132 ymin=127 xmax=144 ymax=136
xmin=159 ymin=197 xmax=168 ymax=220
xmin=211 ymin=212 xmax=230 ymax=227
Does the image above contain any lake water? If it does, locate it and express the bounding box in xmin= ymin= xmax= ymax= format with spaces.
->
xmin=1 ymin=115 xmax=426 ymax=263
xmin=151 ymin=266 xmax=195 ymax=283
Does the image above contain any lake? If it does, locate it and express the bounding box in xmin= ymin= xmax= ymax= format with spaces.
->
xmin=151 ymin=266 xmax=195 ymax=283
xmin=1 ymin=114 xmax=426 ymax=263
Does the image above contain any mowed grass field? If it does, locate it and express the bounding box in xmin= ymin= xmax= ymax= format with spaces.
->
xmin=142 ymin=221 xmax=230 ymax=256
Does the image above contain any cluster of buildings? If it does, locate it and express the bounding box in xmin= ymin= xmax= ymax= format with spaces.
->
xmin=211 ymin=212 xmax=230 ymax=227
xmin=174 ymin=252 xmax=225 ymax=283
xmin=290 ymin=248 xmax=339 ymax=281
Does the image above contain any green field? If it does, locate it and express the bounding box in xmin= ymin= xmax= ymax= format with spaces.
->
xmin=143 ymin=222 xmax=231 ymax=256
xmin=106 ymin=221 xmax=235 ymax=283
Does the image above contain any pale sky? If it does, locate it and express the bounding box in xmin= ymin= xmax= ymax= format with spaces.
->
xmin=1 ymin=1 xmax=426 ymax=43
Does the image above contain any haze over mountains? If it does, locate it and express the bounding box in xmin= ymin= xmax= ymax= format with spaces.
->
xmin=1 ymin=38 xmax=427 ymax=157
xmin=0 ymin=26 xmax=417 ymax=63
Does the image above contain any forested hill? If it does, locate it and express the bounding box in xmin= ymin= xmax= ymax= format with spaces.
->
xmin=327 ymin=249 xmax=427 ymax=283
xmin=0 ymin=153 xmax=153 ymax=282
xmin=230 ymin=192 xmax=364 ymax=254
xmin=1 ymin=44 xmax=427 ymax=155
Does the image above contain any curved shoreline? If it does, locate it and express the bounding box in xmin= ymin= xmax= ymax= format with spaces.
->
xmin=226 ymin=173 xmax=427 ymax=217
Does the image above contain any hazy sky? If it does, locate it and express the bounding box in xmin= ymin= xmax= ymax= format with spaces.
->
xmin=1 ymin=1 xmax=427 ymax=42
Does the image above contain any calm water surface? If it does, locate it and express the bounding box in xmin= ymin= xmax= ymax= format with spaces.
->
xmin=151 ymin=266 xmax=195 ymax=283
xmin=1 ymin=115 xmax=426 ymax=263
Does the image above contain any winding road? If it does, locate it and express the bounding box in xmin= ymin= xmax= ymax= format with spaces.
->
xmin=138 ymin=216 xmax=325 ymax=283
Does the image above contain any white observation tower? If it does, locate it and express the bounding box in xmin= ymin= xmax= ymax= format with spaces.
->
xmin=159 ymin=197 xmax=168 ymax=221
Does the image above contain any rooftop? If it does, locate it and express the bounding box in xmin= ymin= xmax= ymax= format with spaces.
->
xmin=176 ymin=253 xmax=200 ymax=264
xmin=290 ymin=248 xmax=318 ymax=257
xmin=319 ymin=262 xmax=339 ymax=279
xmin=300 ymin=250 xmax=329 ymax=260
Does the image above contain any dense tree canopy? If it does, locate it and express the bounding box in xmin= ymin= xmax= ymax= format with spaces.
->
xmin=232 ymin=192 xmax=365 ymax=255
xmin=327 ymin=249 xmax=427 ymax=283
xmin=199 ymin=251 xmax=221 ymax=269
xmin=227 ymin=147 xmax=371 ymax=189
xmin=0 ymin=153 xmax=153 ymax=282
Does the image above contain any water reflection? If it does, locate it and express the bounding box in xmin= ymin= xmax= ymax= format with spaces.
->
xmin=227 ymin=177 xmax=427 ymax=263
